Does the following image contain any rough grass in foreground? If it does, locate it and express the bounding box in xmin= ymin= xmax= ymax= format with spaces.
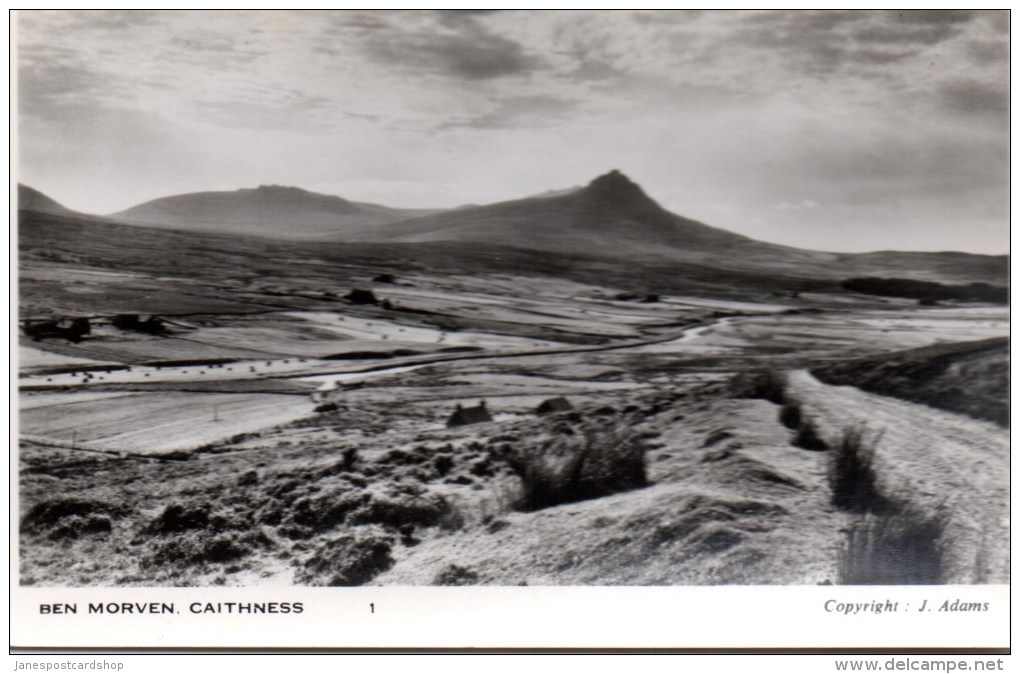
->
xmin=21 ymin=498 xmax=129 ymax=541
xmin=838 ymin=503 xmax=948 ymax=585
xmin=828 ymin=426 xmax=884 ymax=513
xmin=792 ymin=419 xmax=828 ymax=451
xmin=508 ymin=424 xmax=648 ymax=512
xmin=296 ymin=529 xmax=394 ymax=586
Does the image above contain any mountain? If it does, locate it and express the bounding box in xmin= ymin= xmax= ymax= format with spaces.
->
xmin=18 ymin=184 xmax=87 ymax=218
xmin=355 ymin=170 xmax=832 ymax=269
xmin=110 ymin=185 xmax=440 ymax=240
xmin=21 ymin=173 xmax=1006 ymax=285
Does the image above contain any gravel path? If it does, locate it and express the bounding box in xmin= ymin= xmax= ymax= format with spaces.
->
xmin=786 ymin=370 xmax=1009 ymax=583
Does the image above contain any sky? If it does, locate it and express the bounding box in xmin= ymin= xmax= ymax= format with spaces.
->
xmin=16 ymin=9 xmax=1010 ymax=253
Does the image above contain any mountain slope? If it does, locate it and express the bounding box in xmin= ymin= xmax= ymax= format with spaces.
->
xmin=110 ymin=185 xmax=440 ymax=240
xmin=18 ymin=184 xmax=87 ymax=218
xmin=356 ymin=170 xmax=832 ymax=268
xmin=353 ymin=170 xmax=1006 ymax=282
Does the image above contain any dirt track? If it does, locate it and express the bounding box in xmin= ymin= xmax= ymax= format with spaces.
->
xmin=786 ymin=370 xmax=1009 ymax=583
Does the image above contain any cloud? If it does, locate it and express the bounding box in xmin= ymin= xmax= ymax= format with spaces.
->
xmin=731 ymin=9 xmax=982 ymax=79
xmin=437 ymin=94 xmax=577 ymax=130
xmin=775 ymin=199 xmax=819 ymax=212
xmin=938 ymin=79 xmax=1010 ymax=119
xmin=363 ymin=13 xmax=540 ymax=80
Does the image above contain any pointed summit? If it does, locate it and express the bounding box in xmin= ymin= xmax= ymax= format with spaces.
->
xmin=580 ymin=170 xmax=665 ymax=217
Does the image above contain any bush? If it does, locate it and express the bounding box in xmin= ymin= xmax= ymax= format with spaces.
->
xmin=144 ymin=530 xmax=272 ymax=568
xmin=828 ymin=427 xmax=885 ymax=512
xmin=432 ymin=454 xmax=454 ymax=476
xmin=146 ymin=503 xmax=252 ymax=535
xmin=287 ymin=489 xmax=368 ymax=531
xmin=432 ymin=564 xmax=480 ymax=586
xmin=792 ymin=420 xmax=828 ymax=451
xmin=730 ymin=370 xmax=786 ymax=404
xmin=48 ymin=514 xmax=112 ymax=541
xmin=237 ymin=470 xmax=258 ymax=486
xmin=509 ymin=424 xmax=648 ymax=512
xmin=345 ymin=288 xmax=379 ymax=305
xmin=838 ymin=503 xmax=948 ymax=584
xmin=350 ymin=490 xmax=454 ymax=529
xmin=21 ymin=499 xmax=127 ymax=535
xmin=296 ymin=531 xmax=394 ymax=586
xmin=146 ymin=503 xmax=211 ymax=534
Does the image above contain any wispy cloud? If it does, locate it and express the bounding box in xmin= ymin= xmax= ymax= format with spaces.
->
xmin=437 ymin=94 xmax=577 ymax=130
xmin=362 ymin=12 xmax=541 ymax=81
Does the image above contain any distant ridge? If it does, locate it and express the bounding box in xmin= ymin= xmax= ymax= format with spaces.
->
xmin=20 ymin=173 xmax=1006 ymax=284
xmin=18 ymin=184 xmax=86 ymax=218
xmin=110 ymin=184 xmax=441 ymax=240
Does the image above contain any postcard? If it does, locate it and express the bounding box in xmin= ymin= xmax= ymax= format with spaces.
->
xmin=11 ymin=9 xmax=1010 ymax=652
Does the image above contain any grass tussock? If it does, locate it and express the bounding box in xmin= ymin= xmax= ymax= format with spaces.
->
xmin=21 ymin=498 xmax=128 ymax=541
xmin=508 ymin=424 xmax=648 ymax=512
xmin=295 ymin=529 xmax=394 ymax=586
xmin=22 ymin=498 xmax=128 ymax=534
xmin=432 ymin=564 xmax=480 ymax=586
xmin=730 ymin=370 xmax=786 ymax=405
xmin=143 ymin=529 xmax=273 ymax=568
xmin=827 ymin=426 xmax=951 ymax=584
xmin=828 ymin=426 xmax=885 ymax=512
xmin=792 ymin=419 xmax=828 ymax=451
xmin=838 ymin=503 xmax=948 ymax=585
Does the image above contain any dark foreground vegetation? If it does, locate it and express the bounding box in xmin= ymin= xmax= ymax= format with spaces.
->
xmin=504 ymin=424 xmax=649 ymax=511
xmin=827 ymin=426 xmax=948 ymax=584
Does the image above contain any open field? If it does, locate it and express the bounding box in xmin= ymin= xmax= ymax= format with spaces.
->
xmin=21 ymin=391 xmax=314 ymax=453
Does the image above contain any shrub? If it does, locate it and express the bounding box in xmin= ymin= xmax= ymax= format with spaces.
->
xmin=432 ymin=564 xmax=480 ymax=586
xmin=828 ymin=426 xmax=885 ymax=512
xmin=730 ymin=370 xmax=786 ymax=404
xmin=509 ymin=424 xmax=648 ymax=512
xmin=146 ymin=503 xmax=253 ymax=535
xmin=350 ymin=490 xmax=453 ymax=529
xmin=838 ymin=502 xmax=948 ymax=584
xmin=432 ymin=454 xmax=454 ymax=476
xmin=144 ymin=530 xmax=272 ymax=568
xmin=287 ymin=489 xmax=368 ymax=532
xmin=295 ymin=531 xmax=394 ymax=586
xmin=21 ymin=499 xmax=127 ymax=535
xmin=146 ymin=503 xmax=211 ymax=534
xmin=345 ymin=288 xmax=379 ymax=305
xmin=237 ymin=470 xmax=258 ymax=486
xmin=48 ymin=514 xmax=112 ymax=541
xmin=792 ymin=420 xmax=828 ymax=451
xmin=779 ymin=402 xmax=802 ymax=430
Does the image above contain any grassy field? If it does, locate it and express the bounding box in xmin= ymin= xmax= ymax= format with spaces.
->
xmin=21 ymin=391 xmax=313 ymax=453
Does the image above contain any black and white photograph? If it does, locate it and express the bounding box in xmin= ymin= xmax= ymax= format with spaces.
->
xmin=12 ymin=8 xmax=1010 ymax=650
